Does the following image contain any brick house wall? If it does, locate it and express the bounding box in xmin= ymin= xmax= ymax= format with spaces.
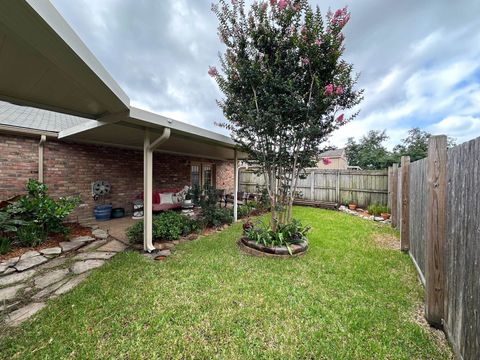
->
xmin=0 ymin=133 xmax=234 ymax=222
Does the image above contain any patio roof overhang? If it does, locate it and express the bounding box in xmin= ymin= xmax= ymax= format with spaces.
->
xmin=0 ymin=0 xmax=244 ymax=252
xmin=0 ymin=0 xmax=129 ymax=119
xmin=58 ymin=107 xmax=242 ymax=161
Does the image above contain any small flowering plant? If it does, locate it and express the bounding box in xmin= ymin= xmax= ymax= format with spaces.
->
xmin=210 ymin=0 xmax=363 ymax=232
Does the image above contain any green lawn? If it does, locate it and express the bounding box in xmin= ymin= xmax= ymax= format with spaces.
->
xmin=0 ymin=207 xmax=451 ymax=359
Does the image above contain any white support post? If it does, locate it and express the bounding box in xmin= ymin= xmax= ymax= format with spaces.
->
xmin=143 ymin=129 xmax=154 ymax=252
xmin=233 ymin=149 xmax=238 ymax=222
xmin=38 ymin=135 xmax=46 ymax=183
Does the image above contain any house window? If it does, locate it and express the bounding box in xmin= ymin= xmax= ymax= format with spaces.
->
xmin=191 ymin=165 xmax=200 ymax=187
xmin=203 ymin=164 xmax=212 ymax=190
xmin=191 ymin=163 xmax=214 ymax=189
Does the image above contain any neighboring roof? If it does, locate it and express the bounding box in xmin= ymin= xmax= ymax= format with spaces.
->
xmin=320 ymin=149 xmax=345 ymax=158
xmin=0 ymin=100 xmax=87 ymax=132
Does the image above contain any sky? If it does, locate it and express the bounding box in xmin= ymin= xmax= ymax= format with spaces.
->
xmin=50 ymin=0 xmax=480 ymax=149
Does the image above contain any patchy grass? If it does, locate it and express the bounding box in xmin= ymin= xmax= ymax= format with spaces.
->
xmin=0 ymin=207 xmax=452 ymax=359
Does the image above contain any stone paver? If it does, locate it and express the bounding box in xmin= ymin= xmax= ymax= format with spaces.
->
xmin=78 ymin=239 xmax=108 ymax=253
xmin=92 ymin=229 xmax=108 ymax=239
xmin=97 ymin=240 xmax=128 ymax=253
xmin=5 ymin=302 xmax=46 ymax=327
xmin=1 ymin=258 xmax=18 ymax=273
xmin=71 ymin=260 xmax=105 ymax=274
xmin=74 ymin=252 xmax=116 ymax=261
xmin=1 ymin=267 xmax=16 ymax=276
xmin=0 ymin=268 xmax=37 ymax=286
xmin=53 ymin=273 xmax=89 ymax=296
xmin=40 ymin=247 xmax=62 ymax=256
xmin=59 ymin=241 xmax=83 ymax=252
xmin=32 ymin=278 xmax=70 ymax=300
xmin=156 ymin=250 xmax=171 ymax=257
xmin=70 ymin=236 xmax=95 ymax=243
xmin=19 ymin=251 xmax=40 ymax=260
xmin=38 ymin=256 xmax=68 ymax=270
xmin=0 ymin=283 xmax=26 ymax=302
xmin=0 ymin=301 xmax=20 ymax=312
xmin=14 ymin=255 xmax=48 ymax=271
xmin=34 ymin=268 xmax=70 ymax=289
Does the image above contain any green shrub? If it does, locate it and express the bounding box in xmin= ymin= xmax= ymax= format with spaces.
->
xmin=245 ymin=218 xmax=310 ymax=254
xmin=367 ymin=204 xmax=390 ymax=216
xmin=0 ymin=211 xmax=26 ymax=235
xmin=16 ymin=223 xmax=47 ymax=247
xmin=126 ymin=211 xmax=200 ymax=244
xmin=198 ymin=188 xmax=233 ymax=227
xmin=0 ymin=237 xmax=11 ymax=255
xmin=7 ymin=179 xmax=80 ymax=238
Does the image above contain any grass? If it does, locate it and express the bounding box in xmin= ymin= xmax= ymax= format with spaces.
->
xmin=0 ymin=207 xmax=452 ymax=359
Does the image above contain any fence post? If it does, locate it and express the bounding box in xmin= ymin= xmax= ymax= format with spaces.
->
xmin=391 ymin=163 xmax=399 ymax=228
xmin=400 ymin=156 xmax=410 ymax=251
xmin=425 ymin=135 xmax=447 ymax=328
xmin=335 ymin=170 xmax=340 ymax=204
xmin=387 ymin=166 xmax=392 ymax=211
xmin=310 ymin=170 xmax=315 ymax=201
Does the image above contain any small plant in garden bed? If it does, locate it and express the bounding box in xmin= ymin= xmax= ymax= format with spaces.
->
xmin=243 ymin=218 xmax=310 ymax=255
xmin=367 ymin=204 xmax=390 ymax=217
xmin=127 ymin=211 xmax=200 ymax=244
xmin=0 ymin=179 xmax=80 ymax=255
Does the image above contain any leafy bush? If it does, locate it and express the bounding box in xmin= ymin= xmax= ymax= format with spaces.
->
xmin=245 ymin=218 xmax=310 ymax=253
xmin=0 ymin=211 xmax=26 ymax=235
xmin=200 ymin=188 xmax=233 ymax=227
xmin=7 ymin=179 xmax=80 ymax=237
xmin=127 ymin=211 xmax=199 ymax=244
xmin=367 ymin=204 xmax=390 ymax=216
xmin=0 ymin=237 xmax=11 ymax=255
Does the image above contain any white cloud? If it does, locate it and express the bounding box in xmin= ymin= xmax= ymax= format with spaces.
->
xmin=51 ymin=0 xmax=480 ymax=150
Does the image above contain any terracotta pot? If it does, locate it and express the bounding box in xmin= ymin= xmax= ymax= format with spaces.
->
xmin=348 ymin=203 xmax=357 ymax=210
xmin=381 ymin=213 xmax=391 ymax=220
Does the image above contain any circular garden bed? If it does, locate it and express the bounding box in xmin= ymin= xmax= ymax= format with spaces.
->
xmin=238 ymin=237 xmax=308 ymax=258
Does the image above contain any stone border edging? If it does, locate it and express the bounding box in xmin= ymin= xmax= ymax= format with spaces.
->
xmin=238 ymin=237 xmax=308 ymax=258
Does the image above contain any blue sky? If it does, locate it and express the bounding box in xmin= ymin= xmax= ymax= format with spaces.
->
xmin=51 ymin=0 xmax=480 ymax=149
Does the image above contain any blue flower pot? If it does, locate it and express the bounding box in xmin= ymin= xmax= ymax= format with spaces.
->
xmin=94 ymin=204 xmax=112 ymax=221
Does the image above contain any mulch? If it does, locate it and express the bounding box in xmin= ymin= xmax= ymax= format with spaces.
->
xmin=0 ymin=223 xmax=92 ymax=261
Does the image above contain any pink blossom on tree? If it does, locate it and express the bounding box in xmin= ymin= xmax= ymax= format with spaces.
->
xmin=270 ymin=0 xmax=277 ymax=6
xmin=278 ymin=0 xmax=288 ymax=11
xmin=322 ymin=157 xmax=332 ymax=165
xmin=335 ymin=86 xmax=344 ymax=95
xmin=300 ymin=56 xmax=310 ymax=66
xmin=208 ymin=66 xmax=218 ymax=77
xmin=324 ymin=84 xmax=334 ymax=95
xmin=336 ymin=114 xmax=345 ymax=123
xmin=315 ymin=38 xmax=322 ymax=46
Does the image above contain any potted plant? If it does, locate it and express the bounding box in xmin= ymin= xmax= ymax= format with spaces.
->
xmin=184 ymin=191 xmax=192 ymax=205
xmin=380 ymin=206 xmax=391 ymax=220
xmin=348 ymin=201 xmax=357 ymax=210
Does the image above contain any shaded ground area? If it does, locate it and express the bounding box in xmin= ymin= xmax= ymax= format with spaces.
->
xmin=0 ymin=208 xmax=452 ymax=359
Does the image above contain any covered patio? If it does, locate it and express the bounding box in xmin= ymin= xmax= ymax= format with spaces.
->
xmin=0 ymin=1 xmax=246 ymax=252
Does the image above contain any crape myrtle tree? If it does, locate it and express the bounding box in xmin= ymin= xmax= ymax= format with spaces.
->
xmin=209 ymin=0 xmax=363 ymax=231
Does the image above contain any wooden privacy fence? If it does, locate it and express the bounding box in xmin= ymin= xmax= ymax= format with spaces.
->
xmin=239 ymin=169 xmax=388 ymax=207
xmin=388 ymin=135 xmax=480 ymax=360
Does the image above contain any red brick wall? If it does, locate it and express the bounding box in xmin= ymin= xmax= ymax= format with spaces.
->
xmin=0 ymin=133 xmax=234 ymax=222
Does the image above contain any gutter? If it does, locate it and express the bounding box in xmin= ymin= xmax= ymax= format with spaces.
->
xmin=38 ymin=135 xmax=47 ymax=183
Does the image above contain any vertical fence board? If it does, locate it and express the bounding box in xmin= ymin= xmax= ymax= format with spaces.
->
xmin=408 ymin=158 xmax=428 ymax=277
xmin=425 ymin=136 xmax=447 ymax=328
xmin=391 ymin=164 xmax=399 ymax=227
xmin=400 ymin=156 xmax=410 ymax=251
